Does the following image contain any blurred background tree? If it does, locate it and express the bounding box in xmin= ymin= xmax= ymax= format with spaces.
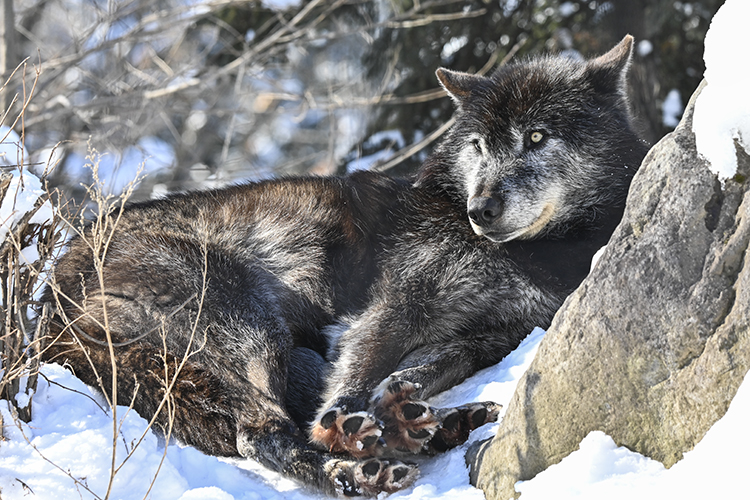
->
xmin=0 ymin=0 xmax=723 ymax=201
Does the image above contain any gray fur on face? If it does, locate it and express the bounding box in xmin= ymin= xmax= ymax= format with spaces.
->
xmin=436 ymin=36 xmax=642 ymax=243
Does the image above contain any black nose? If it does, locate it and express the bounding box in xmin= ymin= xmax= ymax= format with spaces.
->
xmin=468 ymin=196 xmax=502 ymax=226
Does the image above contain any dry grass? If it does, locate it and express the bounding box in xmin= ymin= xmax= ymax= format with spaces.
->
xmin=0 ymin=69 xmax=212 ymax=498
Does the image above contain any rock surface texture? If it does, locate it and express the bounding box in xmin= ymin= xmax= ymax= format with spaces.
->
xmin=470 ymin=80 xmax=750 ymax=499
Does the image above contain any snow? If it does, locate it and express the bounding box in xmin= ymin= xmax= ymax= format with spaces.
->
xmin=0 ymin=329 xmax=544 ymax=500
xmin=0 ymin=171 xmax=50 ymax=243
xmin=0 ymin=127 xmax=54 ymax=249
xmin=1 ymin=323 xmax=747 ymax=500
xmin=693 ymin=0 xmax=750 ymax=180
xmin=589 ymin=245 xmax=607 ymax=272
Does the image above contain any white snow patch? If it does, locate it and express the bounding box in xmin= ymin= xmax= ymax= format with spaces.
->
xmin=662 ymin=89 xmax=683 ymax=128
xmin=0 ymin=163 xmax=54 ymax=245
xmin=590 ymin=245 xmax=607 ymax=272
xmin=693 ymin=0 xmax=750 ymax=180
xmin=516 ymin=431 xmax=666 ymax=498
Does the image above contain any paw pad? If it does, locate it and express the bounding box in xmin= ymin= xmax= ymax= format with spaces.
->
xmin=342 ymin=415 xmax=365 ymax=435
xmin=352 ymin=459 xmax=419 ymax=496
xmin=320 ymin=410 xmax=337 ymax=429
xmin=361 ymin=460 xmax=381 ymax=477
xmin=310 ymin=407 xmax=384 ymax=458
xmin=372 ymin=379 xmax=439 ymax=454
xmin=470 ymin=407 xmax=488 ymax=428
xmin=391 ymin=466 xmax=410 ymax=482
xmin=402 ymin=402 xmax=427 ymax=420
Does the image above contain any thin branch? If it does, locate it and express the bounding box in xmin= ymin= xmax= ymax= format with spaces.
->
xmin=372 ymin=37 xmax=526 ymax=173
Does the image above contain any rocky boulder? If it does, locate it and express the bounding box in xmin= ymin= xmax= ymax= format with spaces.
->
xmin=469 ymin=80 xmax=750 ymax=499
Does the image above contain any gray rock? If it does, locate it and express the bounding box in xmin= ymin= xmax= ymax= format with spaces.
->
xmin=470 ymin=80 xmax=750 ymax=499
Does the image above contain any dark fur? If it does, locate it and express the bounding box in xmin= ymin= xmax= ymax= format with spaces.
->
xmin=42 ymin=37 xmax=648 ymax=496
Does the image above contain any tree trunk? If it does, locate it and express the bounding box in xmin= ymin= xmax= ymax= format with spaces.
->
xmin=0 ymin=0 xmax=15 ymax=113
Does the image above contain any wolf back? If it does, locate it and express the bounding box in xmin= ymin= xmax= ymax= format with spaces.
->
xmin=41 ymin=36 xmax=649 ymax=497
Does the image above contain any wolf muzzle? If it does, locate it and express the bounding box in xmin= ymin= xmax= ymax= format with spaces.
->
xmin=467 ymin=196 xmax=502 ymax=227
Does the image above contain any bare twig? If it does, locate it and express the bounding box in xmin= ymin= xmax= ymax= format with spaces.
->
xmin=373 ymin=37 xmax=527 ymax=172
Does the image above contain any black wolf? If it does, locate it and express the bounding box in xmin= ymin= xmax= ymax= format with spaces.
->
xmin=42 ymin=36 xmax=647 ymax=497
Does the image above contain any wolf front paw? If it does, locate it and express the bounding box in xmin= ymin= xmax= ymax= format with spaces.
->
xmin=310 ymin=407 xmax=385 ymax=458
xmin=428 ymin=401 xmax=502 ymax=453
xmin=327 ymin=458 xmax=418 ymax=497
xmin=372 ymin=380 xmax=441 ymax=454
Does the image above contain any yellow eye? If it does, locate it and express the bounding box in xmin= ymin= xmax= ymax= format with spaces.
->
xmin=530 ymin=131 xmax=544 ymax=144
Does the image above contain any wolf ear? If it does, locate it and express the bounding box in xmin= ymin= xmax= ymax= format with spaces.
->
xmin=436 ymin=68 xmax=485 ymax=106
xmin=586 ymin=35 xmax=634 ymax=96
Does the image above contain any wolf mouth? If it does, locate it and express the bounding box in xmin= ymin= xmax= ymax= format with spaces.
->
xmin=482 ymin=203 xmax=557 ymax=243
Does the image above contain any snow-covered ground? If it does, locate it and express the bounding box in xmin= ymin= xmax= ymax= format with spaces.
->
xmin=1 ymin=326 xmax=747 ymax=500
xmin=0 ymin=329 xmax=542 ymax=500
xmin=2 ymin=0 xmax=749 ymax=499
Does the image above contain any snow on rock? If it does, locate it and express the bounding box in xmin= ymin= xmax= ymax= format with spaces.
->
xmin=693 ymin=0 xmax=750 ymax=180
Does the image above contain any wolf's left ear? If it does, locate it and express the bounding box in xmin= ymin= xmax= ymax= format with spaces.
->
xmin=586 ymin=35 xmax=634 ymax=96
xmin=436 ymin=68 xmax=485 ymax=106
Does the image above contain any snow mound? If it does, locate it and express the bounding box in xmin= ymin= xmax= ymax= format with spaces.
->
xmin=693 ymin=0 xmax=750 ymax=180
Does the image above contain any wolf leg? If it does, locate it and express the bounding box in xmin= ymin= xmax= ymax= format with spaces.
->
xmin=310 ymin=334 xmax=502 ymax=457
xmin=309 ymin=313 xmax=397 ymax=457
xmin=309 ymin=244 xmax=514 ymax=458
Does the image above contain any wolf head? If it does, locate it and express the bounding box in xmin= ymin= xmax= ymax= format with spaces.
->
xmin=421 ymin=35 xmax=647 ymax=243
